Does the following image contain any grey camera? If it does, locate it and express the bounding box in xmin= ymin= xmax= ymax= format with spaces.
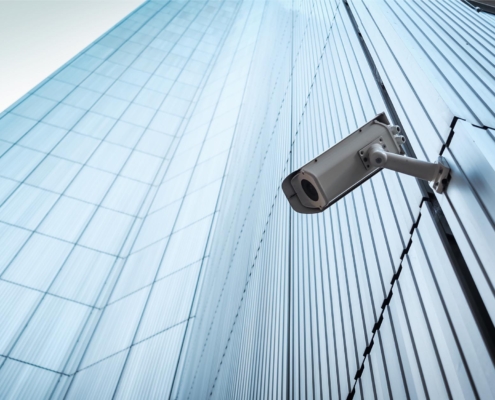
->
xmin=282 ymin=113 xmax=450 ymax=214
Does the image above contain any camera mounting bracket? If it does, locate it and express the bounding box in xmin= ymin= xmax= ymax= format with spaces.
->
xmin=361 ymin=142 xmax=451 ymax=194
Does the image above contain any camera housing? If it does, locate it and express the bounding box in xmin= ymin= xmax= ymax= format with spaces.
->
xmin=282 ymin=112 xmax=450 ymax=214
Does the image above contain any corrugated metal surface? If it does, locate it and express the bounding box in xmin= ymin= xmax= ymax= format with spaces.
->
xmin=440 ymin=120 xmax=495 ymax=324
xmin=175 ymin=0 xmax=495 ymax=399
xmin=349 ymin=2 xmax=495 ymax=336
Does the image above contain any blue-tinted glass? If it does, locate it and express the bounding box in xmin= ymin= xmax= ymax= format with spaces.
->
xmin=160 ymin=95 xmax=190 ymax=116
xmin=105 ymin=120 xmax=144 ymax=148
xmin=120 ymin=151 xmax=162 ymax=183
xmin=0 ymin=146 xmax=45 ymax=181
xmin=120 ymin=68 xmax=151 ymax=87
xmin=141 ymin=46 xmax=168 ymax=62
xmin=80 ymin=288 xmax=148 ymax=368
xmin=94 ymin=60 xmax=127 ymax=79
xmin=157 ymin=216 xmax=213 ymax=278
xmin=133 ymin=200 xmax=180 ymax=252
xmin=85 ymin=44 xmax=115 ymax=61
xmin=0 ymin=281 xmax=41 ymax=353
xmin=131 ymin=56 xmax=162 ymax=73
xmin=90 ymin=96 xmax=130 ymax=119
xmin=11 ymin=95 xmax=57 ymax=120
xmin=0 ymin=358 xmax=59 ymax=399
xmin=108 ymin=50 xmax=138 ymax=67
xmin=80 ymin=73 xmax=115 ymax=93
xmin=43 ymin=104 xmax=86 ymax=130
xmin=52 ymin=132 xmax=101 ymax=163
xmin=113 ymin=323 xmax=186 ymax=399
xmin=107 ymin=80 xmax=141 ymax=101
xmin=0 ymin=177 xmax=18 ymax=205
xmin=62 ymin=88 xmax=98 ymax=110
xmin=37 ymin=196 xmax=96 ymax=242
xmin=110 ymin=26 xmax=134 ymax=41
xmin=110 ymin=238 xmax=167 ymax=303
xmin=0 ymin=222 xmax=31 ymax=272
xmin=148 ymin=111 xmax=182 ymax=135
xmin=3 ymin=233 xmax=73 ymax=291
xmin=71 ymin=54 xmax=102 ymax=72
xmin=171 ymin=82 xmax=197 ymax=101
xmin=133 ymin=88 xmax=166 ymax=109
xmin=0 ymin=140 xmax=10 ymax=157
xmin=65 ymin=352 xmax=127 ymax=400
xmin=135 ymin=129 xmax=173 ymax=157
xmin=79 ymin=208 xmax=135 ymax=255
xmin=35 ymin=79 xmax=75 ymax=101
xmin=65 ymin=166 xmax=115 ymax=204
xmin=135 ymin=263 xmax=199 ymax=342
xmin=73 ymin=112 xmax=117 ymax=139
xmin=98 ymin=34 xmax=127 ymax=50
xmin=174 ymin=180 xmax=220 ymax=230
xmin=0 ymin=113 xmax=37 ymax=143
xmin=102 ymin=176 xmax=149 ymax=215
xmin=25 ymin=156 xmax=82 ymax=193
xmin=50 ymin=246 xmax=116 ymax=306
xmin=145 ymin=75 xmax=174 ymax=94
xmin=56 ymin=67 xmax=92 ymax=87
xmin=120 ymin=103 xmax=156 ymax=127
xmin=87 ymin=142 xmax=131 ymax=174
xmin=10 ymin=295 xmax=90 ymax=371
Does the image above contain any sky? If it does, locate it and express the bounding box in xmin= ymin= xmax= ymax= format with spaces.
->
xmin=0 ymin=0 xmax=144 ymax=113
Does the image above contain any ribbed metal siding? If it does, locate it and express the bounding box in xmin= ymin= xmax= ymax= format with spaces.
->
xmin=440 ymin=120 xmax=495 ymax=325
xmin=176 ymin=1 xmax=495 ymax=399
xmin=350 ymin=1 xmax=495 ymax=337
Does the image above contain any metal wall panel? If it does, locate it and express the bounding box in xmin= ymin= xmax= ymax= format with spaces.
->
xmin=440 ymin=120 xmax=495 ymax=325
xmin=175 ymin=1 xmax=495 ymax=399
xmin=349 ymin=3 xmax=495 ymax=336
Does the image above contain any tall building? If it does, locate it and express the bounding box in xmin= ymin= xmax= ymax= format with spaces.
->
xmin=0 ymin=0 xmax=494 ymax=399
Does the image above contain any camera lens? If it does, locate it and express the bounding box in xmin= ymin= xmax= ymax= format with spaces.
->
xmin=301 ymin=179 xmax=319 ymax=201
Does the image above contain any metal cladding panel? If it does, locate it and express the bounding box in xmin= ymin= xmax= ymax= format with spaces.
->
xmin=350 ymin=0 xmax=495 ymax=149
xmin=440 ymin=120 xmax=495 ymax=324
xmin=349 ymin=0 xmax=453 ymax=162
xmin=411 ymin=204 xmax=495 ymax=399
xmin=380 ymin=0 xmax=495 ymax=128
xmin=176 ymin=1 xmax=495 ymax=399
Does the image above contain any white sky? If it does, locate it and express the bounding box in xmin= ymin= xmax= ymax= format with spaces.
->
xmin=0 ymin=0 xmax=144 ymax=113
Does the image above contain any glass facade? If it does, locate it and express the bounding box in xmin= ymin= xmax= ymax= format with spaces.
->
xmin=0 ymin=0 xmax=494 ymax=399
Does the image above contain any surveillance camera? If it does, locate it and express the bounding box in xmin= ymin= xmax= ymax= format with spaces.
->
xmin=282 ymin=112 xmax=450 ymax=214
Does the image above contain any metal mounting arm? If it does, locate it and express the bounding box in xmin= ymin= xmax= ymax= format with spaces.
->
xmin=367 ymin=143 xmax=451 ymax=194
